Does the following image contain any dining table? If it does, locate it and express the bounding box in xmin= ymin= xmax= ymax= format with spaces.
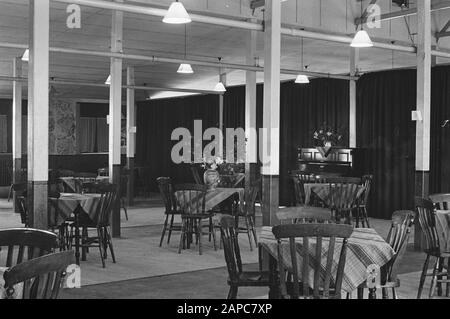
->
xmin=49 ymin=193 xmax=102 ymax=265
xmin=303 ymin=183 xmax=366 ymax=206
xmin=259 ymin=226 xmax=395 ymax=298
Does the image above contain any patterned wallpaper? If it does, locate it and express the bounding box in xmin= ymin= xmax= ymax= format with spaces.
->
xmin=49 ymin=97 xmax=77 ymax=155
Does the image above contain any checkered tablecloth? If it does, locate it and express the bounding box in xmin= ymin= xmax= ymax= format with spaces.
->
xmin=435 ymin=210 xmax=450 ymax=253
xmin=49 ymin=193 xmax=102 ymax=226
xmin=259 ymin=227 xmax=395 ymax=293
xmin=303 ymin=183 xmax=365 ymax=206
xmin=175 ymin=187 xmax=244 ymax=214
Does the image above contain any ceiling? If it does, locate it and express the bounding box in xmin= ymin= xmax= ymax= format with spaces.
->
xmin=0 ymin=0 xmax=449 ymax=100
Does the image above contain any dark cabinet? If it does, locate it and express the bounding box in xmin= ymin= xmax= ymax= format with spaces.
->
xmin=296 ymin=148 xmax=365 ymax=177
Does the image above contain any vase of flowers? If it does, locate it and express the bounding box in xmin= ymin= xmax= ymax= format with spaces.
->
xmin=313 ymin=125 xmax=343 ymax=158
xmin=201 ymin=157 xmax=224 ymax=189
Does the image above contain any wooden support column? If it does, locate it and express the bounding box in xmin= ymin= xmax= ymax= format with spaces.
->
xmin=27 ymin=0 xmax=49 ymax=230
xmin=245 ymin=19 xmax=258 ymax=193
xmin=126 ymin=66 xmax=135 ymax=206
xmin=109 ymin=1 xmax=123 ymax=237
xmin=261 ymin=0 xmax=281 ymax=227
xmin=414 ymin=0 xmax=432 ymax=250
xmin=12 ymin=58 xmax=22 ymax=213
xmin=349 ymin=48 xmax=359 ymax=148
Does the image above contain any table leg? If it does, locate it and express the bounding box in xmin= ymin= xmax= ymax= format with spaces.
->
xmin=265 ymin=248 xmax=280 ymax=299
xmin=74 ymin=208 xmax=80 ymax=265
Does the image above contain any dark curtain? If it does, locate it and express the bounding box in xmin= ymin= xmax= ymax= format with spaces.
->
xmin=430 ymin=65 xmax=450 ymax=193
xmin=357 ymin=69 xmax=417 ymax=219
xmin=136 ymin=94 xmax=220 ymax=190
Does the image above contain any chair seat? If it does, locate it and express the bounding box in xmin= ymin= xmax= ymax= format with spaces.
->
xmin=424 ymin=249 xmax=450 ymax=258
xmin=228 ymin=271 xmax=271 ymax=287
xmin=165 ymin=210 xmax=183 ymax=216
xmin=181 ymin=213 xmax=215 ymax=219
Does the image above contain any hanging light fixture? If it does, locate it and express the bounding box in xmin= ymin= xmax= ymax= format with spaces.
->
xmin=21 ymin=49 xmax=29 ymax=62
xmin=163 ymin=1 xmax=191 ymax=24
xmin=214 ymin=57 xmax=226 ymax=92
xmin=295 ymin=37 xmax=309 ymax=84
xmin=105 ymin=75 xmax=111 ymax=85
xmin=177 ymin=25 xmax=194 ymax=74
xmin=351 ymin=1 xmax=373 ymax=48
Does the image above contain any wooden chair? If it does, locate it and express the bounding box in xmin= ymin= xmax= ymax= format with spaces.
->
xmin=190 ymin=165 xmax=203 ymax=185
xmin=219 ymin=215 xmax=271 ymax=299
xmin=358 ymin=210 xmax=415 ymax=299
xmin=276 ymin=207 xmax=333 ymax=225
xmin=10 ymin=183 xmax=28 ymax=227
xmin=329 ymin=182 xmax=361 ymax=225
xmin=415 ymin=197 xmax=450 ymax=299
xmin=174 ymin=184 xmax=217 ymax=255
xmin=69 ymin=183 xmax=118 ymax=268
xmin=157 ymin=177 xmax=183 ymax=247
xmin=290 ymin=173 xmax=325 ymax=206
xmin=235 ymin=183 xmax=259 ymax=251
xmin=7 ymin=168 xmax=27 ymax=202
xmin=0 ymin=229 xmax=58 ymax=267
xmin=3 ymin=250 xmax=75 ymax=299
xmin=271 ymin=223 xmax=353 ymax=299
xmin=429 ymin=193 xmax=450 ymax=210
xmin=354 ymin=175 xmax=373 ymax=228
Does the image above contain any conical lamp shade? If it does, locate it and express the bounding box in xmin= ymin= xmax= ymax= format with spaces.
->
xmin=177 ymin=63 xmax=194 ymax=74
xmin=295 ymin=74 xmax=309 ymax=84
xmin=214 ymin=82 xmax=226 ymax=92
xmin=105 ymin=75 xmax=111 ymax=85
xmin=163 ymin=2 xmax=191 ymax=24
xmin=22 ymin=49 xmax=29 ymax=62
xmin=351 ymin=30 xmax=373 ymax=48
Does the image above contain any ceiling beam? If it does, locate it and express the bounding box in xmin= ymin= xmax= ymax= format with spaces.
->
xmin=356 ymin=1 xmax=450 ymax=25
xmin=0 ymin=42 xmax=359 ymax=81
xmin=0 ymin=76 xmax=222 ymax=95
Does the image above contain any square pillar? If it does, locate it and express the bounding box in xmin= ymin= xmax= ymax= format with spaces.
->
xmin=12 ymin=58 xmax=23 ymax=213
xmin=27 ymin=0 xmax=49 ymax=230
xmin=349 ymin=48 xmax=359 ymax=149
xmin=414 ymin=0 xmax=431 ymax=250
xmin=245 ymin=18 xmax=258 ymax=193
xmin=126 ymin=66 xmax=136 ymax=206
xmin=261 ymin=0 xmax=281 ymax=227
xmin=109 ymin=2 xmax=123 ymax=237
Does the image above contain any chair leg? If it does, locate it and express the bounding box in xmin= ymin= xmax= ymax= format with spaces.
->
xmin=429 ymin=257 xmax=440 ymax=299
xmin=167 ymin=214 xmax=175 ymax=244
xmin=446 ymin=258 xmax=450 ymax=297
xmin=178 ymin=219 xmax=186 ymax=254
xmin=245 ymin=216 xmax=253 ymax=251
xmin=363 ymin=207 xmax=370 ymax=228
xmin=105 ymin=227 xmax=116 ymax=263
xmin=211 ymin=219 xmax=217 ymax=251
xmin=7 ymin=185 xmax=13 ymax=202
xmin=159 ymin=214 xmax=169 ymax=247
xmin=97 ymin=228 xmax=106 ymax=268
xmin=121 ymin=198 xmax=129 ymax=221
xmin=392 ymin=288 xmax=397 ymax=299
xmin=437 ymin=257 xmax=444 ymax=296
xmin=250 ymin=216 xmax=258 ymax=247
xmin=197 ymin=219 xmax=203 ymax=255
xmin=227 ymin=285 xmax=238 ymax=299
xmin=417 ymin=254 xmax=431 ymax=299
